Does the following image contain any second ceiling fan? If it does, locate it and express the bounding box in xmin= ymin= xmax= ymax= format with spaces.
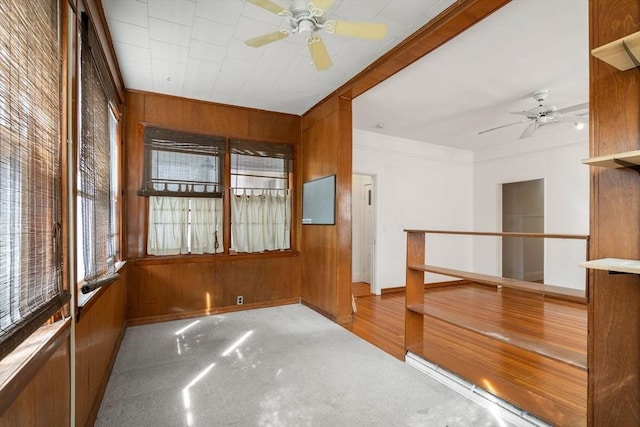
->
xmin=244 ymin=0 xmax=387 ymax=70
xmin=479 ymin=89 xmax=589 ymax=139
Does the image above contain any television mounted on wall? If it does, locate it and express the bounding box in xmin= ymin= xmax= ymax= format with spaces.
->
xmin=302 ymin=174 xmax=336 ymax=225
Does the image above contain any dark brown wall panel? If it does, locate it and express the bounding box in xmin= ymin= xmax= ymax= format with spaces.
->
xmin=589 ymin=1 xmax=640 ymax=425
xmin=75 ymin=267 xmax=128 ymax=427
xmin=300 ymin=95 xmax=352 ymax=322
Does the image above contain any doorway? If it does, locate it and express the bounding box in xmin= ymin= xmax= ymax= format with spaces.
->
xmin=352 ymin=174 xmax=375 ymax=293
xmin=502 ymin=178 xmax=544 ymax=282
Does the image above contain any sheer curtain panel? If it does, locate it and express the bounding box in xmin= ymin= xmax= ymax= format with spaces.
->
xmin=231 ymin=189 xmax=291 ymax=252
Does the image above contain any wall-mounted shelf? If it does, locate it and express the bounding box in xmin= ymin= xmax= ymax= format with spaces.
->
xmin=591 ymin=30 xmax=640 ymax=71
xmin=579 ymin=258 xmax=640 ymax=275
xmin=582 ymin=150 xmax=640 ymax=172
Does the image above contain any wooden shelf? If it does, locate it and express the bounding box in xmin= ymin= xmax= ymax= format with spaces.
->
xmin=591 ymin=30 xmax=640 ymax=71
xmin=408 ymin=263 xmax=587 ymax=303
xmin=582 ymin=150 xmax=640 ymax=169
xmin=579 ymin=258 xmax=640 ymax=275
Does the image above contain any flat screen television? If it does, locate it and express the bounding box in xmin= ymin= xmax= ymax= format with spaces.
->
xmin=302 ymin=174 xmax=336 ymax=225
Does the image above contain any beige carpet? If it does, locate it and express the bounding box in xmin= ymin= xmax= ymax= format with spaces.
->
xmin=97 ymin=304 xmax=516 ymax=426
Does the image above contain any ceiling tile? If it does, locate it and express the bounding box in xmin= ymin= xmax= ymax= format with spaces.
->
xmin=192 ymin=17 xmax=234 ymax=46
xmin=119 ymin=60 xmax=153 ymax=91
xmin=149 ymin=17 xmax=192 ymax=47
xmin=195 ymin=0 xmax=244 ymax=26
xmin=102 ymin=0 xmax=149 ymax=27
xmin=188 ymin=39 xmax=228 ymax=62
xmin=107 ymin=20 xmax=151 ymax=48
xmin=148 ymin=0 xmax=196 ymax=26
xmin=226 ymin=38 xmax=265 ymax=62
xmin=333 ymin=0 xmax=388 ymax=20
xmin=220 ymin=57 xmax=256 ymax=77
xmin=151 ymin=57 xmax=187 ymax=96
xmin=183 ymin=69 xmax=217 ymax=100
xmin=186 ymin=57 xmax=222 ymax=76
xmin=113 ymin=42 xmax=151 ymax=65
xmin=150 ymin=40 xmax=189 ymax=63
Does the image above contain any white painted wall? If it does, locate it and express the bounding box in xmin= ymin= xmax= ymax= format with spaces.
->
xmin=353 ymin=129 xmax=475 ymax=293
xmin=472 ymin=135 xmax=590 ymax=289
xmin=353 ymin=127 xmax=590 ymax=291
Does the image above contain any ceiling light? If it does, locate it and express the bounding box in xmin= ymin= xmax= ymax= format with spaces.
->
xmin=575 ymin=122 xmax=585 ymax=130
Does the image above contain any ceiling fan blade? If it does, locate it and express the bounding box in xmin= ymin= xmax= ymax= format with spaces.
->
xmin=333 ymin=20 xmax=387 ymax=40
xmin=555 ymin=114 xmax=589 ymax=123
xmin=478 ymin=120 xmax=531 ymax=135
xmin=247 ymin=0 xmax=287 ymax=15
xmin=557 ymin=102 xmax=589 ymax=114
xmin=308 ymin=36 xmax=332 ymax=70
xmin=245 ymin=31 xmax=288 ymax=48
xmin=519 ymin=121 xmax=538 ymax=139
xmin=312 ymin=0 xmax=335 ymax=13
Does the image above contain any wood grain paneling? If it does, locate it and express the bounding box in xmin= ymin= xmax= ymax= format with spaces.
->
xmin=123 ymin=91 xmax=302 ymax=321
xmin=300 ymin=95 xmax=353 ymax=322
xmin=589 ymin=1 xmax=640 ymax=425
xmin=127 ymin=255 xmax=301 ymax=322
xmin=75 ymin=267 xmax=127 ymax=427
xmin=0 ymin=332 xmax=70 ymax=427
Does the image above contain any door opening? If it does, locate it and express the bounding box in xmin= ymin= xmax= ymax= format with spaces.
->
xmin=352 ymin=174 xmax=375 ymax=293
xmin=502 ymin=178 xmax=544 ymax=282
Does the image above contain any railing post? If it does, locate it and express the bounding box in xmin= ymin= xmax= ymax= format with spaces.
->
xmin=405 ymin=231 xmax=425 ymax=356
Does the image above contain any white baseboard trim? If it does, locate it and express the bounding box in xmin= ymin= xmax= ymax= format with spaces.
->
xmin=405 ymin=352 xmax=552 ymax=427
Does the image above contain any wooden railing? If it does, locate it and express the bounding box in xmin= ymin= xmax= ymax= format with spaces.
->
xmin=404 ymin=229 xmax=590 ymax=425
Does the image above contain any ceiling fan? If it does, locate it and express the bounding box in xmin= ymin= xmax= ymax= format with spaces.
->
xmin=244 ymin=0 xmax=387 ymax=71
xmin=478 ymin=89 xmax=589 ymax=139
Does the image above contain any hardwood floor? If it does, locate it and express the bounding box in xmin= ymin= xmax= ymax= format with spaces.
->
xmin=343 ymin=289 xmax=405 ymax=360
xmin=343 ymin=282 xmax=588 ymax=426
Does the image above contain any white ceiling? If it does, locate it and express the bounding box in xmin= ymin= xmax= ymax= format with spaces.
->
xmin=353 ymin=0 xmax=589 ymax=151
xmin=102 ymin=0 xmax=588 ymax=152
xmin=102 ymin=0 xmax=456 ymax=114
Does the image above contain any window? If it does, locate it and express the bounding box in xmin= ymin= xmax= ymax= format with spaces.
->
xmin=0 ymin=0 xmax=68 ymax=359
xmin=230 ymin=140 xmax=293 ymax=253
xmin=141 ymin=127 xmax=225 ymax=255
xmin=77 ymin=14 xmax=120 ymax=294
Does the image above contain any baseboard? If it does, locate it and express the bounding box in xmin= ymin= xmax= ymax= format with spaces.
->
xmin=405 ymin=352 xmax=551 ymax=427
xmin=127 ymin=298 xmax=301 ymax=326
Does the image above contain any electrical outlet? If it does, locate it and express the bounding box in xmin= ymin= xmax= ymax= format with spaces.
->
xmin=236 ymin=296 xmax=243 ymax=305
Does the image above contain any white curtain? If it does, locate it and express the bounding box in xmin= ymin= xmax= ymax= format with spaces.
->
xmin=148 ymin=196 xmax=188 ymax=255
xmin=191 ymin=198 xmax=223 ymax=254
xmin=231 ymin=189 xmax=291 ymax=253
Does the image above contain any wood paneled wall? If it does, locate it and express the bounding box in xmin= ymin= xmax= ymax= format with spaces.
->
xmin=0 ymin=328 xmax=71 ymax=427
xmin=300 ymin=96 xmax=353 ymax=323
xmin=75 ymin=268 xmax=128 ymax=427
xmin=124 ymin=91 xmax=302 ymax=322
xmin=127 ymin=255 xmax=300 ymax=323
xmin=588 ymin=1 xmax=640 ymax=425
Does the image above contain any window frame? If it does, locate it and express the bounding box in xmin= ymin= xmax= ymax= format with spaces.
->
xmin=138 ymin=126 xmax=297 ymax=257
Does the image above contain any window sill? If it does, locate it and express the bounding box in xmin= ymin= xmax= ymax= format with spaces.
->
xmin=134 ymin=250 xmax=300 ymax=266
xmin=0 ymin=318 xmax=71 ymax=417
xmin=77 ymin=260 xmax=127 ymax=313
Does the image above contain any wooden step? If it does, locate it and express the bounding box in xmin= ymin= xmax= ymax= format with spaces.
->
xmin=408 ymin=263 xmax=587 ymax=303
xmin=408 ymin=301 xmax=587 ymax=369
